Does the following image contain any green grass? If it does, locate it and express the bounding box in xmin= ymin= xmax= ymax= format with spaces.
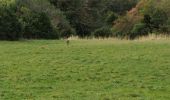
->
xmin=0 ymin=39 xmax=170 ymax=100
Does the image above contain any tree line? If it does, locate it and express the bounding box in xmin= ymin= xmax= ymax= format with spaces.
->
xmin=0 ymin=0 xmax=170 ymax=40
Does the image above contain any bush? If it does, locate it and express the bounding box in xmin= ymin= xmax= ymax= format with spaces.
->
xmin=130 ymin=23 xmax=149 ymax=39
xmin=0 ymin=1 xmax=60 ymax=40
xmin=93 ymin=27 xmax=112 ymax=38
xmin=105 ymin=12 xmax=118 ymax=25
xmin=57 ymin=21 xmax=75 ymax=38
xmin=0 ymin=4 xmax=22 ymax=40
xmin=19 ymin=9 xmax=59 ymax=39
xmin=141 ymin=4 xmax=169 ymax=33
xmin=111 ymin=28 xmax=124 ymax=38
xmin=17 ymin=0 xmax=75 ymax=39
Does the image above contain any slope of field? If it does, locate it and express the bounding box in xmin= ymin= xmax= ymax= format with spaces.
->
xmin=0 ymin=40 xmax=170 ymax=100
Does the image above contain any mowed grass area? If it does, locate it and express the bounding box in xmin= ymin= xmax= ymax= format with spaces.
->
xmin=0 ymin=39 xmax=170 ymax=100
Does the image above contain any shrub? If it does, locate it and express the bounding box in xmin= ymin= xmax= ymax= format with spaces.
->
xmin=130 ymin=23 xmax=149 ymax=39
xmin=93 ymin=27 xmax=112 ymax=38
xmin=0 ymin=3 xmax=22 ymax=40
xmin=19 ymin=8 xmax=59 ymax=39
xmin=105 ymin=12 xmax=118 ymax=25
xmin=57 ymin=21 xmax=75 ymax=38
xmin=17 ymin=0 xmax=74 ymax=39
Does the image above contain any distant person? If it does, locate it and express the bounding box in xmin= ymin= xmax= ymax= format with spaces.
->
xmin=65 ymin=35 xmax=70 ymax=46
xmin=66 ymin=39 xmax=70 ymax=46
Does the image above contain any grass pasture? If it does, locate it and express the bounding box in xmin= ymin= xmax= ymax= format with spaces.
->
xmin=0 ymin=39 xmax=170 ymax=100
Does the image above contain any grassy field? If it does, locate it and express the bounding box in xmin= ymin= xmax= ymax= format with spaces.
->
xmin=0 ymin=39 xmax=170 ymax=100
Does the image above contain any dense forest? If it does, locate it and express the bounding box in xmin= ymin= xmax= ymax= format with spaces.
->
xmin=0 ymin=0 xmax=170 ymax=40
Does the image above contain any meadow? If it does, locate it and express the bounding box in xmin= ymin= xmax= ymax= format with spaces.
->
xmin=0 ymin=39 xmax=170 ymax=100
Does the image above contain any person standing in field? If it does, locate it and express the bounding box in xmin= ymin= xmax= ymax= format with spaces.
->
xmin=66 ymin=38 xmax=70 ymax=46
xmin=65 ymin=35 xmax=70 ymax=46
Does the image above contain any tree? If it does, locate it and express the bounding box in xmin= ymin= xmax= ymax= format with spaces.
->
xmin=0 ymin=0 xmax=22 ymax=40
